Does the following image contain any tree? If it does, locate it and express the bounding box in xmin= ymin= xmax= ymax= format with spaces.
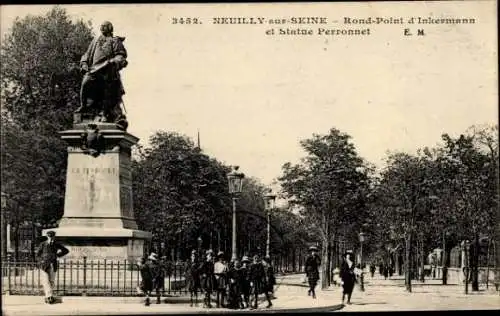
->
xmin=1 ymin=6 xmax=93 ymax=134
xmin=1 ymin=113 xmax=67 ymax=260
xmin=436 ymin=129 xmax=498 ymax=292
xmin=1 ymin=7 xmax=94 ymax=256
xmin=374 ymin=152 xmax=437 ymax=292
xmin=279 ymin=128 xmax=372 ymax=289
xmin=132 ymin=131 xmax=232 ymax=258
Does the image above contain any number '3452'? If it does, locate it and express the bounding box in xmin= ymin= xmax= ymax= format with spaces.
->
xmin=171 ymin=17 xmax=201 ymax=24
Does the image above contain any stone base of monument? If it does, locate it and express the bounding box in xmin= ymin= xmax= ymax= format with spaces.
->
xmin=43 ymin=227 xmax=150 ymax=261
xmin=43 ymin=122 xmax=152 ymax=261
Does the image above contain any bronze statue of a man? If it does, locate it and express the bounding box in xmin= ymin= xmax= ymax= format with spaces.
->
xmin=76 ymin=21 xmax=128 ymax=130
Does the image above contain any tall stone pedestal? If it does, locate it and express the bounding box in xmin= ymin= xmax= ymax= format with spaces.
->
xmin=44 ymin=122 xmax=151 ymax=261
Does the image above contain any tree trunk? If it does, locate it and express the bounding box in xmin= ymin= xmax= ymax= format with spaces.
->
xmin=486 ymin=238 xmax=490 ymax=289
xmin=327 ymin=241 xmax=333 ymax=286
xmin=471 ymin=233 xmax=480 ymax=291
xmin=442 ymin=233 xmax=448 ymax=285
xmin=14 ymin=223 xmax=20 ymax=262
xmin=420 ymin=237 xmax=425 ymax=282
xmin=405 ymin=233 xmax=412 ymax=292
xmin=464 ymin=242 xmax=469 ymax=295
xmin=321 ymin=238 xmax=329 ymax=289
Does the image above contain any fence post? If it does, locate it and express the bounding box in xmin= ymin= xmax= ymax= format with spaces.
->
xmin=82 ymin=256 xmax=87 ymax=296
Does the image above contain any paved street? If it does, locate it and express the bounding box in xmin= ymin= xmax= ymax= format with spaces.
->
xmin=2 ymin=273 xmax=499 ymax=315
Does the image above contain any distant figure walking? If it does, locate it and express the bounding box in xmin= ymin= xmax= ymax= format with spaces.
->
xmin=36 ymin=230 xmax=69 ymax=304
xmin=305 ymin=245 xmax=321 ymax=299
xmin=340 ymin=252 xmax=357 ymax=305
xmin=370 ymin=264 xmax=376 ymax=278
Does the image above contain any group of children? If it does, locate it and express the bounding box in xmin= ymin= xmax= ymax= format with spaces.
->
xmin=138 ymin=249 xmax=276 ymax=309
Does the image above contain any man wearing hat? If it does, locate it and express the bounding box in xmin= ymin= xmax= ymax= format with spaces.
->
xmin=214 ymin=251 xmax=228 ymax=308
xmin=199 ymin=249 xmax=215 ymax=308
xmin=36 ymin=230 xmax=69 ymax=304
xmin=305 ymin=245 xmax=321 ymax=299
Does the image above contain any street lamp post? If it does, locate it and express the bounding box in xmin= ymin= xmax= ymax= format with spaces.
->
xmin=359 ymin=232 xmax=366 ymax=292
xmin=227 ymin=166 xmax=245 ymax=262
xmin=264 ymin=188 xmax=276 ymax=258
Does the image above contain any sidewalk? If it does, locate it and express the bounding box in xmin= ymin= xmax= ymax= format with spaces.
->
xmin=3 ymin=273 xmax=498 ymax=315
xmin=2 ymin=274 xmax=343 ymax=316
xmin=335 ymin=275 xmax=500 ymax=312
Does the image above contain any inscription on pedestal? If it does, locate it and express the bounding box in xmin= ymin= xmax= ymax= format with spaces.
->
xmin=58 ymin=128 xmax=150 ymax=261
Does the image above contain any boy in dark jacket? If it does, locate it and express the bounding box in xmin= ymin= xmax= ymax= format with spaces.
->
xmin=199 ymin=249 xmax=215 ymax=308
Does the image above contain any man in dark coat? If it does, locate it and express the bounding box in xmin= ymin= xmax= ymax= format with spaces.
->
xmin=199 ymin=249 xmax=215 ymax=308
xmin=250 ymin=255 xmax=272 ymax=309
xmin=305 ymin=245 xmax=321 ymax=299
xmin=185 ymin=250 xmax=201 ymax=306
xmin=36 ymin=230 xmax=69 ymax=304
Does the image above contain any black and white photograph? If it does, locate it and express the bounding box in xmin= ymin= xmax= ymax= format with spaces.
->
xmin=0 ymin=1 xmax=498 ymax=315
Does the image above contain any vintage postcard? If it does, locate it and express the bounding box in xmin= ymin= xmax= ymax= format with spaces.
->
xmin=1 ymin=1 xmax=498 ymax=315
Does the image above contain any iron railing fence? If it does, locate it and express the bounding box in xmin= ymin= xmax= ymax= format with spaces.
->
xmin=2 ymin=256 xmax=305 ymax=296
xmin=2 ymin=258 xmax=187 ymax=296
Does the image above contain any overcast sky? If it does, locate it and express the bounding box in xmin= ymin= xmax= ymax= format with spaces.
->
xmin=1 ymin=2 xmax=497 ymax=187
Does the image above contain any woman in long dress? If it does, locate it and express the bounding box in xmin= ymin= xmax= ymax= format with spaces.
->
xmin=340 ymin=252 xmax=357 ymax=305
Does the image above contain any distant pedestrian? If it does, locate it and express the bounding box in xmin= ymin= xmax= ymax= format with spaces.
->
xmin=340 ymin=252 xmax=356 ymax=305
xmin=305 ymin=245 xmax=321 ymax=299
xmin=370 ymin=265 xmax=376 ymax=278
xmin=332 ymin=267 xmax=342 ymax=286
xmin=36 ymin=230 xmax=69 ymax=304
